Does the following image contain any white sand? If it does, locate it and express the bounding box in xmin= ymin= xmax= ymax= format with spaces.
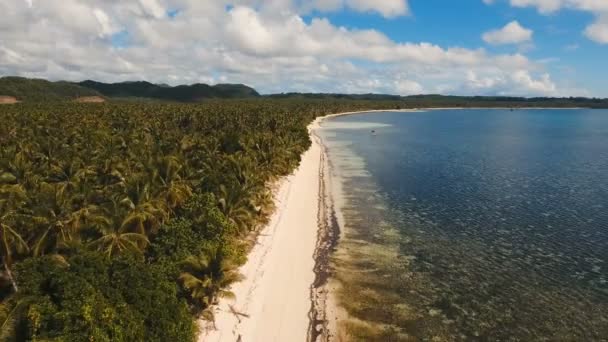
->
xmin=199 ymin=120 xmax=324 ymax=342
xmin=198 ymin=110 xmax=422 ymax=342
xmin=198 ymin=110 xmax=418 ymax=342
xmin=198 ymin=106 xmax=587 ymax=341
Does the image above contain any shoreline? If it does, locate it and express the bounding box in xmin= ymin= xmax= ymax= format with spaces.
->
xmin=199 ymin=118 xmax=325 ymax=342
xmin=197 ymin=111 xmax=386 ymax=342
xmin=307 ymin=117 xmax=345 ymax=342
xmin=198 ymin=109 xmax=416 ymax=342
xmin=198 ymin=106 xmax=584 ymax=341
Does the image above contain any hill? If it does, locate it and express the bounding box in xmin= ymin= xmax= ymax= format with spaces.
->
xmin=0 ymin=77 xmax=101 ymax=102
xmin=78 ymin=80 xmax=260 ymax=102
xmin=0 ymin=77 xmax=259 ymax=103
xmin=2 ymin=76 xmax=607 ymax=107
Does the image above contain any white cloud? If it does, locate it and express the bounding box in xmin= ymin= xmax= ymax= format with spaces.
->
xmin=483 ymin=21 xmax=533 ymax=45
xmin=288 ymin=0 xmax=410 ymax=17
xmin=585 ymin=16 xmax=608 ymax=43
xmin=511 ymin=70 xmax=556 ymax=93
xmin=138 ymin=0 xmax=166 ymax=18
xmin=344 ymin=0 xmax=409 ymax=17
xmin=0 ymin=0 xmax=568 ymax=96
xmin=497 ymin=0 xmax=608 ymax=44
xmin=395 ymin=81 xmax=423 ymax=95
xmin=93 ymin=8 xmax=116 ymax=37
xmin=509 ymin=0 xmax=608 ymax=13
xmin=463 ymin=70 xmax=556 ymax=95
xmin=510 ymin=0 xmax=564 ymax=13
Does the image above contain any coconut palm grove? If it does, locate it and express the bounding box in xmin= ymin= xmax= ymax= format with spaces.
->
xmin=0 ymin=100 xmax=404 ymax=341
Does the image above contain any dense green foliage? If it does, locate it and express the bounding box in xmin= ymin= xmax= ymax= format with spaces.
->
xmin=0 ymin=77 xmax=101 ymax=102
xmin=0 ymin=77 xmax=258 ymax=103
xmin=0 ymin=99 xmax=399 ymax=341
xmin=11 ymin=253 xmax=193 ymax=342
xmin=3 ymin=76 xmax=608 ymax=107
xmin=78 ymin=81 xmax=260 ymax=102
xmin=269 ymin=93 xmax=608 ymax=108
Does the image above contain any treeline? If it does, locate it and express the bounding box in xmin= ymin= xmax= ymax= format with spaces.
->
xmin=0 ymin=77 xmax=101 ymax=102
xmin=3 ymin=76 xmax=608 ymax=107
xmin=0 ymin=77 xmax=259 ymax=103
xmin=269 ymin=93 xmax=608 ymax=108
xmin=0 ymin=99 xmax=400 ymax=341
xmin=79 ymin=80 xmax=260 ymax=102
xmin=403 ymin=94 xmax=608 ymax=108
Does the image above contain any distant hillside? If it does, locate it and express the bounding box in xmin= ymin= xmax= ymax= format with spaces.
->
xmin=267 ymin=93 xmax=404 ymax=101
xmin=403 ymin=94 xmax=608 ymax=108
xmin=0 ymin=77 xmax=259 ymax=103
xmin=79 ymin=80 xmax=260 ymax=102
xmin=268 ymin=93 xmax=608 ymax=108
xmin=2 ymin=76 xmax=607 ymax=107
xmin=0 ymin=77 xmax=101 ymax=102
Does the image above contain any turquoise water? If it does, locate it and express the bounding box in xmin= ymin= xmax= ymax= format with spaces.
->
xmin=319 ymin=109 xmax=608 ymax=341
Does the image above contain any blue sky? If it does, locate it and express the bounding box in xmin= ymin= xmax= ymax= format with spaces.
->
xmin=1 ymin=0 xmax=606 ymax=97
xmin=313 ymin=0 xmax=606 ymax=96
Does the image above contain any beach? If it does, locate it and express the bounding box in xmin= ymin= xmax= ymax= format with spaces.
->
xmin=198 ymin=110 xmax=419 ymax=342
xmin=199 ymin=118 xmax=326 ymax=342
xmin=197 ymin=109 xmax=420 ymax=342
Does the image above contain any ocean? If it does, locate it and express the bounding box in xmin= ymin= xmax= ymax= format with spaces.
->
xmin=318 ymin=109 xmax=608 ymax=341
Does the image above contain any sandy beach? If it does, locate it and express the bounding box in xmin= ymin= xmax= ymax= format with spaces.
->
xmin=198 ymin=109 xmax=422 ymax=342
xmin=199 ymin=118 xmax=325 ymax=342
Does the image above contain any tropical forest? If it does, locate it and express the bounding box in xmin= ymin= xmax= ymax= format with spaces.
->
xmin=0 ymin=99 xmax=399 ymax=341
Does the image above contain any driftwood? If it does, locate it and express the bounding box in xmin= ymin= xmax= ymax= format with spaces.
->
xmin=228 ymin=305 xmax=250 ymax=323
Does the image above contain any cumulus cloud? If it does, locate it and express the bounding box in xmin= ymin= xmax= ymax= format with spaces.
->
xmin=509 ymin=0 xmax=565 ymax=13
xmin=283 ymin=0 xmax=410 ymax=17
xmin=463 ymin=70 xmax=555 ymax=95
xmin=494 ymin=0 xmax=608 ymax=44
xmin=138 ymin=0 xmax=166 ymax=18
xmin=483 ymin=21 xmax=533 ymax=45
xmin=0 ymin=0 xmax=564 ymax=96
xmin=585 ymin=16 xmax=608 ymax=43
xmin=509 ymin=0 xmax=608 ymax=14
xmin=343 ymin=0 xmax=409 ymax=17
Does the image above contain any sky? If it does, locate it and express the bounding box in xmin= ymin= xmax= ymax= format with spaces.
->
xmin=0 ymin=0 xmax=607 ymax=97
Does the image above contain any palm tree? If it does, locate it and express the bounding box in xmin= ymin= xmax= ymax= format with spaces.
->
xmin=0 ymin=225 xmax=28 ymax=294
xmin=89 ymin=227 xmax=149 ymax=258
xmin=217 ymin=184 xmax=254 ymax=233
xmin=179 ymin=249 xmax=242 ymax=314
xmin=4 ymin=146 xmax=40 ymax=191
xmin=149 ymin=156 xmax=192 ymax=211
xmin=32 ymin=203 xmax=109 ymax=256
xmin=0 ymin=295 xmax=34 ymax=341
xmin=0 ymin=98 xmax=375 ymax=339
xmin=115 ymin=178 xmax=168 ymax=235
xmin=46 ymin=160 xmax=97 ymax=205
xmin=0 ymin=185 xmax=29 ymax=292
xmin=28 ymin=180 xmax=108 ymax=255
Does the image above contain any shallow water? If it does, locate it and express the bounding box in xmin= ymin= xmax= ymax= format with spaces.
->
xmin=318 ymin=109 xmax=608 ymax=341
